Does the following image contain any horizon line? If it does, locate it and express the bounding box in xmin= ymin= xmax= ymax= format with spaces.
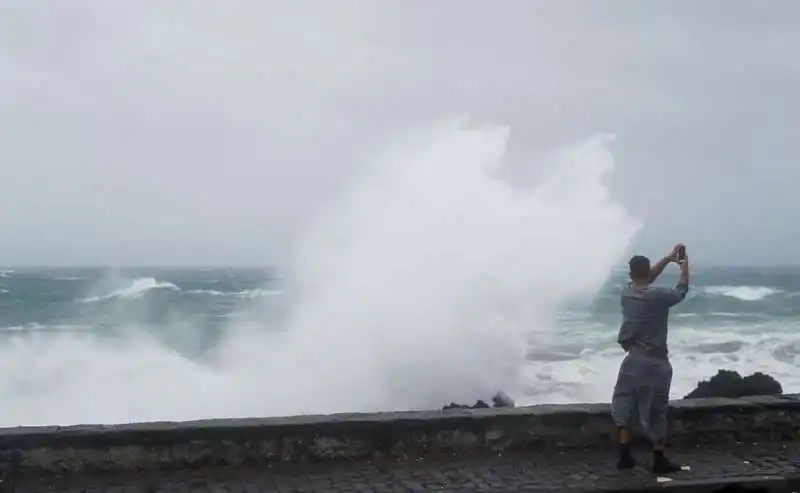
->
xmin=3 ymin=263 xmax=800 ymax=270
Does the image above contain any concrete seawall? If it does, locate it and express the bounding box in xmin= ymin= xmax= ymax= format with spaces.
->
xmin=1 ymin=394 xmax=799 ymax=476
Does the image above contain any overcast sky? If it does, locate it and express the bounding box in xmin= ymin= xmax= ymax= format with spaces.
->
xmin=1 ymin=1 xmax=798 ymax=266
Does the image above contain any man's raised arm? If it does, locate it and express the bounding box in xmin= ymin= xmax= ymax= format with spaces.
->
xmin=650 ymin=244 xmax=683 ymax=283
xmin=656 ymin=255 xmax=690 ymax=307
xmin=677 ymin=253 xmax=690 ymax=290
xmin=649 ymin=256 xmax=672 ymax=283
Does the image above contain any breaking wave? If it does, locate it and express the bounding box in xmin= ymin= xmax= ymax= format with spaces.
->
xmin=82 ymin=277 xmax=179 ymax=302
xmin=703 ymin=285 xmax=779 ymax=302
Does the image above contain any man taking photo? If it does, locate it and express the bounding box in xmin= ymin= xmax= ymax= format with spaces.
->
xmin=611 ymin=243 xmax=690 ymax=474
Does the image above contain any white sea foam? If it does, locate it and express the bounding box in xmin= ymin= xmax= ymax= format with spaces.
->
xmin=0 ymin=323 xmax=88 ymax=333
xmin=186 ymin=288 xmax=280 ymax=298
xmin=82 ymin=277 xmax=179 ymax=302
xmin=236 ymin=289 xmax=279 ymax=299
xmin=703 ymin=285 xmax=779 ymax=301
xmin=0 ymin=118 xmax=642 ymax=426
xmin=517 ymin=321 xmax=800 ymax=405
xmin=186 ymin=289 xmax=228 ymax=296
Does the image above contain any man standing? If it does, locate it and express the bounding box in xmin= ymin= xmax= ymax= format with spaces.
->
xmin=611 ymin=244 xmax=690 ymax=474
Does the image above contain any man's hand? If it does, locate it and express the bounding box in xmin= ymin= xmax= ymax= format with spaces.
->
xmin=677 ymin=249 xmax=690 ymax=286
xmin=650 ymin=243 xmax=686 ymax=283
xmin=667 ymin=243 xmax=685 ymax=263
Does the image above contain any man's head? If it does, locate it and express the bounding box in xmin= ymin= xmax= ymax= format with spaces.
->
xmin=628 ymin=255 xmax=651 ymax=283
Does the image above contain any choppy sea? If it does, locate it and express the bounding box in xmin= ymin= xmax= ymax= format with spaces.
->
xmin=0 ymin=265 xmax=797 ymax=426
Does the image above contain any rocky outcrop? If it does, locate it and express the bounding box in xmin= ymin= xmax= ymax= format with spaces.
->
xmin=684 ymin=370 xmax=783 ymax=399
xmin=443 ymin=400 xmax=491 ymax=410
xmin=442 ymin=391 xmax=515 ymax=410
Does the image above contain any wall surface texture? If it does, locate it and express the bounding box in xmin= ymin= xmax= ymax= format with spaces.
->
xmin=0 ymin=395 xmax=798 ymax=475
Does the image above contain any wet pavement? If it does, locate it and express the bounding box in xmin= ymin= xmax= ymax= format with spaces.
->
xmin=8 ymin=441 xmax=800 ymax=492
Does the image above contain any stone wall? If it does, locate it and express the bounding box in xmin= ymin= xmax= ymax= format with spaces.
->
xmin=1 ymin=394 xmax=799 ymax=475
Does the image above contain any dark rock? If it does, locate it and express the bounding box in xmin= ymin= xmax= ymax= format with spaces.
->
xmin=492 ymin=391 xmax=515 ymax=408
xmin=742 ymin=372 xmax=783 ymax=396
xmin=684 ymin=370 xmax=783 ymax=399
xmin=442 ymin=400 xmax=488 ymax=410
xmin=443 ymin=392 xmax=516 ymax=410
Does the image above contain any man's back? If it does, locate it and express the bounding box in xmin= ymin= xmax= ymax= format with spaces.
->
xmin=617 ymin=283 xmax=689 ymax=354
xmin=612 ymin=248 xmax=691 ymax=474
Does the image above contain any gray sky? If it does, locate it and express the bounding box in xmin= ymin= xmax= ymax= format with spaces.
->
xmin=1 ymin=1 xmax=798 ymax=266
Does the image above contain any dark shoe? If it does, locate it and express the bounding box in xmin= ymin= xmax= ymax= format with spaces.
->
xmin=652 ymin=456 xmax=683 ymax=474
xmin=617 ymin=455 xmax=637 ymax=470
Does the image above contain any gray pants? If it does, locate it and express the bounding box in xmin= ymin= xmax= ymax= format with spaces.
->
xmin=610 ymin=349 xmax=673 ymax=442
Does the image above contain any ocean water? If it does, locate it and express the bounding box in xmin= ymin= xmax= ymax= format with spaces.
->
xmin=1 ymin=120 xmax=797 ymax=427
xmin=0 ymin=265 xmax=797 ymax=428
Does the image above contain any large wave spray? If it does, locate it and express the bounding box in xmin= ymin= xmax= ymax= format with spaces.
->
xmin=0 ymin=119 xmax=640 ymax=426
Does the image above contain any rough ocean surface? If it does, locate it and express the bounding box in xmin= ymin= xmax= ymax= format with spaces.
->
xmin=0 ymin=265 xmax=798 ymax=427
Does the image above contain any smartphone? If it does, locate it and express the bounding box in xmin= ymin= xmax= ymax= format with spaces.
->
xmin=677 ymin=245 xmax=686 ymax=261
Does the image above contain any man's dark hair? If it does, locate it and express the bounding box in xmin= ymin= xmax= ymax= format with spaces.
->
xmin=628 ymin=255 xmax=651 ymax=281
